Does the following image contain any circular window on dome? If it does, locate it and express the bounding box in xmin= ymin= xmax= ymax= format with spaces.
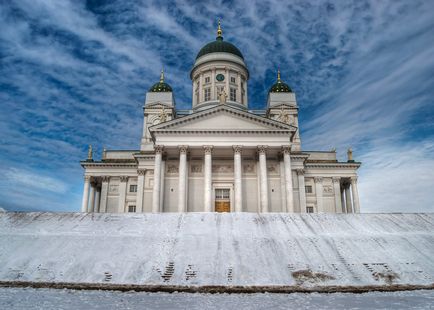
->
xmin=216 ymin=74 xmax=225 ymax=82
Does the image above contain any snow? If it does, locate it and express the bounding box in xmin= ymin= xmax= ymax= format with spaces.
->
xmin=0 ymin=287 xmax=433 ymax=310
xmin=0 ymin=212 xmax=433 ymax=290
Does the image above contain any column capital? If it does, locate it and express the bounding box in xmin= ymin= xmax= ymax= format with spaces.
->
xmin=257 ymin=145 xmax=268 ymax=154
xmin=233 ymin=145 xmax=243 ymax=154
xmin=282 ymin=145 xmax=292 ymax=154
xmin=296 ymin=169 xmax=305 ymax=176
xmin=137 ymin=169 xmax=146 ymax=176
xmin=351 ymin=176 xmax=358 ymax=183
xmin=154 ymin=145 xmax=164 ymax=154
xmin=178 ymin=145 xmax=188 ymax=154
xmin=84 ymin=175 xmax=91 ymax=182
xmin=203 ymin=145 xmax=213 ymax=154
xmin=314 ymin=176 xmax=323 ymax=183
xmin=101 ymin=176 xmax=110 ymax=182
xmin=120 ymin=176 xmax=129 ymax=182
xmin=332 ymin=177 xmax=341 ymax=183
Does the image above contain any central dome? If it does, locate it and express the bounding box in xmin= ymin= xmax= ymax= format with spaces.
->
xmin=196 ymin=36 xmax=244 ymax=60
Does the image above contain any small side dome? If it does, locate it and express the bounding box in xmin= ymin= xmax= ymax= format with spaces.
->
xmin=149 ymin=70 xmax=172 ymax=92
xmin=269 ymin=69 xmax=292 ymax=93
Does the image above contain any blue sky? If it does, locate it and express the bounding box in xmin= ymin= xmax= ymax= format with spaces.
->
xmin=1 ymin=0 xmax=433 ymax=212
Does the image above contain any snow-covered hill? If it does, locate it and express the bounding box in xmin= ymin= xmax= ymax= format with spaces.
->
xmin=0 ymin=212 xmax=433 ymax=291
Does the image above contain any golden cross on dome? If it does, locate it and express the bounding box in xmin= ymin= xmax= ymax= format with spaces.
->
xmin=277 ymin=68 xmax=281 ymax=82
xmin=217 ymin=19 xmax=223 ymax=37
xmin=160 ymin=68 xmax=164 ymax=83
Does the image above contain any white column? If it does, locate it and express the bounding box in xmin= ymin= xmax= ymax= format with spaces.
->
xmin=282 ymin=146 xmax=294 ymax=213
xmin=297 ymin=169 xmax=307 ymax=213
xmin=160 ymin=160 xmax=166 ymax=212
xmin=314 ymin=177 xmax=323 ymax=212
xmin=152 ymin=146 xmax=163 ymax=213
xmin=118 ymin=176 xmax=128 ymax=213
xmin=94 ymin=187 xmax=101 ymax=212
xmin=341 ymin=188 xmax=346 ymax=213
xmin=199 ymin=73 xmax=204 ymax=102
xmin=345 ymin=183 xmax=353 ymax=213
xmin=81 ymin=176 xmax=90 ymax=212
xmin=236 ymin=72 xmax=241 ymax=104
xmin=225 ymin=67 xmax=230 ymax=98
xmin=204 ymin=146 xmax=213 ymax=212
xmin=211 ymin=68 xmax=216 ymax=100
xmin=244 ymin=77 xmax=248 ymax=106
xmin=88 ymin=182 xmax=96 ymax=213
xmin=279 ymin=161 xmax=287 ymax=211
xmin=99 ymin=176 xmax=109 ymax=213
xmin=233 ymin=145 xmax=243 ymax=212
xmin=333 ymin=177 xmax=343 ymax=213
xmin=178 ymin=146 xmax=188 ymax=212
xmin=351 ymin=177 xmax=360 ymax=213
xmin=258 ymin=146 xmax=269 ymax=213
xmin=136 ymin=169 xmax=146 ymax=213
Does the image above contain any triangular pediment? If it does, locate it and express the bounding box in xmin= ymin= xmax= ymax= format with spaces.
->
xmin=150 ymin=105 xmax=295 ymax=132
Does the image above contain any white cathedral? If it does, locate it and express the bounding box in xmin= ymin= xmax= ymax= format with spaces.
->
xmin=81 ymin=23 xmax=361 ymax=214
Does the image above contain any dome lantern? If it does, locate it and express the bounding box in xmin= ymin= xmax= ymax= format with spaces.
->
xmin=149 ymin=69 xmax=173 ymax=92
xmin=269 ymin=69 xmax=292 ymax=93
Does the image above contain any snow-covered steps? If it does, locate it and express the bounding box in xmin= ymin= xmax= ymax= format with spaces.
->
xmin=0 ymin=212 xmax=433 ymax=292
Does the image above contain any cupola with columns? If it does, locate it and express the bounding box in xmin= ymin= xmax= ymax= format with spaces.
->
xmin=266 ymin=70 xmax=301 ymax=151
xmin=141 ymin=69 xmax=176 ymax=151
xmin=191 ymin=20 xmax=249 ymax=111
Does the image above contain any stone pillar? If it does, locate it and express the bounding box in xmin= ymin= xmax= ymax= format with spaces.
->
xmin=99 ymin=176 xmax=109 ymax=213
xmin=236 ymin=72 xmax=241 ymax=104
xmin=178 ymin=146 xmax=188 ymax=212
xmin=297 ymin=169 xmax=306 ymax=213
xmin=81 ymin=176 xmax=90 ymax=212
xmin=152 ymin=146 xmax=163 ymax=213
xmin=345 ymin=183 xmax=353 ymax=213
xmin=233 ymin=145 xmax=243 ymax=212
xmin=279 ymin=160 xmax=287 ymax=211
xmin=118 ymin=176 xmax=128 ymax=213
xmin=314 ymin=177 xmax=323 ymax=212
xmin=160 ymin=160 xmax=166 ymax=212
xmin=199 ymin=73 xmax=204 ymax=102
xmin=341 ymin=188 xmax=346 ymax=213
xmin=351 ymin=177 xmax=360 ymax=213
xmin=211 ymin=68 xmax=216 ymax=100
xmin=258 ymin=146 xmax=269 ymax=213
xmin=282 ymin=146 xmax=294 ymax=213
xmin=225 ymin=67 xmax=230 ymax=97
xmin=94 ymin=187 xmax=101 ymax=212
xmin=333 ymin=177 xmax=343 ymax=213
xmin=88 ymin=182 xmax=96 ymax=213
xmin=136 ymin=169 xmax=146 ymax=213
xmin=204 ymin=146 xmax=213 ymax=212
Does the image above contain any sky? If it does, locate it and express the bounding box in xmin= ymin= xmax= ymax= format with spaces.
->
xmin=0 ymin=0 xmax=433 ymax=213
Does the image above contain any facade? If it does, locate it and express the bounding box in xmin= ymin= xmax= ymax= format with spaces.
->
xmin=81 ymin=23 xmax=361 ymax=214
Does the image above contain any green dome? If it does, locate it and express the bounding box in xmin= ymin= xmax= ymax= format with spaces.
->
xmin=149 ymin=70 xmax=172 ymax=92
xmin=196 ymin=37 xmax=244 ymax=60
xmin=269 ymin=71 xmax=292 ymax=93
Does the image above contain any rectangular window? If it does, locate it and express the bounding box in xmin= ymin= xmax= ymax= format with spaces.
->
xmin=205 ymin=76 xmax=210 ymax=84
xmin=128 ymin=205 xmax=136 ymax=213
xmin=215 ymin=188 xmax=230 ymax=199
xmin=129 ymin=184 xmax=137 ymax=192
xmin=230 ymin=88 xmax=236 ymax=101
xmin=306 ymin=206 xmax=314 ymax=213
xmin=230 ymin=77 xmax=236 ymax=83
xmin=305 ymin=185 xmax=313 ymax=193
xmin=204 ymin=88 xmax=211 ymax=101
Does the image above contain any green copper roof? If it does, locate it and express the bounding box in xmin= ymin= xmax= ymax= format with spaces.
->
xmin=149 ymin=70 xmax=172 ymax=92
xmin=149 ymin=82 xmax=172 ymax=92
xmin=269 ymin=70 xmax=292 ymax=93
xmin=196 ymin=37 xmax=244 ymax=60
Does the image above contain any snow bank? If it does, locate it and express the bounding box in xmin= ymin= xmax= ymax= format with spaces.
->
xmin=0 ymin=212 xmax=433 ymax=291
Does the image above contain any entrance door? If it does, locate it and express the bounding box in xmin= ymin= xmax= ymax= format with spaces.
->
xmin=215 ymin=188 xmax=230 ymax=212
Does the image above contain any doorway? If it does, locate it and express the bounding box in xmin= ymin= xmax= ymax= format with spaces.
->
xmin=215 ymin=188 xmax=230 ymax=212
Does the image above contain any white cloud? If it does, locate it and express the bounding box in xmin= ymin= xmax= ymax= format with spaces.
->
xmin=3 ymin=168 xmax=68 ymax=194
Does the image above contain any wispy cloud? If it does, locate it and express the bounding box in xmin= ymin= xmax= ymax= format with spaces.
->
xmin=0 ymin=0 xmax=433 ymax=212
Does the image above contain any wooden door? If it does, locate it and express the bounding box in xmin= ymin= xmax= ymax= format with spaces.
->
xmin=215 ymin=188 xmax=230 ymax=212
